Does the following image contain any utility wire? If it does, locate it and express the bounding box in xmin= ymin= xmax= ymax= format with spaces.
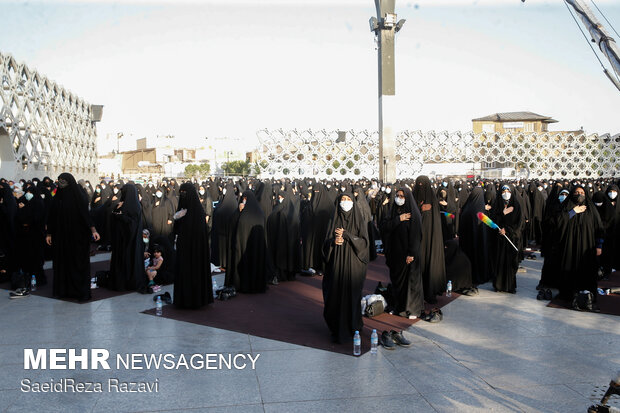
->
xmin=590 ymin=0 xmax=620 ymax=40
xmin=563 ymin=0 xmax=607 ymax=70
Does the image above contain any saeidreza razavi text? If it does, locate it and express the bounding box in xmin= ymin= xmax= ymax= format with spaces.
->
xmin=21 ymin=349 xmax=260 ymax=393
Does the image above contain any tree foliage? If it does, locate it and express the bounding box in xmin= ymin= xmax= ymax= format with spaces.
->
xmin=185 ymin=162 xmax=211 ymax=178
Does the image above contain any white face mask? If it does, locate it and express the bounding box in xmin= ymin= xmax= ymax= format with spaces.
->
xmin=101 ymin=184 xmax=106 ymax=189
xmin=609 ymin=191 xmax=618 ymax=200
xmin=340 ymin=200 xmax=353 ymax=212
xmin=156 ymin=191 xmax=163 ymax=198
xmin=278 ymin=197 xmax=284 ymax=203
xmin=502 ymin=192 xmax=511 ymax=201
xmin=40 ymin=194 xmax=45 ymax=199
xmin=223 ymin=188 xmax=227 ymax=195
xmin=558 ymin=195 xmax=567 ymax=203
xmin=143 ymin=238 xmax=149 ymax=244
xmin=199 ymin=190 xmax=205 ymax=196
xmin=538 ymin=187 xmax=543 ymax=191
xmin=381 ymin=186 xmax=385 ymax=192
xmin=595 ymin=202 xmax=603 ymax=207
xmin=25 ymin=192 xmax=34 ymax=201
xmin=385 ymin=188 xmax=392 ymax=194
xmin=113 ymin=188 xmax=119 ymax=194
xmin=395 ymin=197 xmax=405 ymax=206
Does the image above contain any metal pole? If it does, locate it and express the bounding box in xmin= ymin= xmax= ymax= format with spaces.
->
xmin=372 ymin=0 xmax=403 ymax=183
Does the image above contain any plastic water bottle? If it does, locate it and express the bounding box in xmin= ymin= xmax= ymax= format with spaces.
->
xmin=446 ymin=280 xmax=452 ymax=297
xmin=156 ymin=296 xmax=162 ymax=316
xmin=353 ymin=331 xmax=361 ymax=356
xmin=370 ymin=329 xmax=378 ymax=354
xmin=212 ymin=278 xmax=218 ymax=298
xmin=597 ymin=288 xmax=606 ymax=296
xmin=30 ymin=275 xmax=37 ymax=292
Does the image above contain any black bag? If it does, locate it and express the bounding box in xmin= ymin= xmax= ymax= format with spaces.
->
xmin=364 ymin=300 xmax=385 ymax=317
xmin=217 ymin=286 xmax=237 ymax=301
xmin=11 ymin=270 xmax=28 ymax=290
xmin=95 ymin=271 xmax=110 ymax=288
xmin=572 ymin=291 xmax=593 ymax=311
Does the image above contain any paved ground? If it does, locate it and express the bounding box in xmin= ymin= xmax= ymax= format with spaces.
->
xmin=1 ymin=253 xmax=619 ymax=413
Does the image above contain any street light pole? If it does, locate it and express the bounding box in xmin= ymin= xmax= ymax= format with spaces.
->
xmin=370 ymin=0 xmax=405 ymax=183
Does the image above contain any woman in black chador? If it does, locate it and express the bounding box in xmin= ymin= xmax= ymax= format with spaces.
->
xmin=413 ymin=175 xmax=446 ymax=303
xmin=458 ymin=187 xmax=493 ymax=285
xmin=15 ymin=183 xmax=46 ymax=285
xmin=108 ymin=183 xmax=146 ymax=292
xmin=322 ymin=192 xmax=369 ymax=344
xmin=557 ymin=185 xmax=604 ymax=306
xmin=46 ymin=173 xmax=100 ymax=301
xmin=173 ymin=183 xmax=212 ymax=309
xmin=301 ymin=182 xmax=335 ymax=274
xmin=211 ymin=183 xmax=237 ymax=268
xmin=380 ymin=187 xmax=424 ymax=318
xmin=489 ymin=184 xmax=524 ymax=293
xmin=267 ymin=185 xmax=301 ymax=282
xmin=225 ymin=190 xmax=268 ymax=293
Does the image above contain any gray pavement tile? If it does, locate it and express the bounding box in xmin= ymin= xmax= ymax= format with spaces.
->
xmin=263 ymin=394 xmax=434 ymax=413
xmin=423 ymin=387 xmax=528 ymax=413
xmin=256 ymin=365 xmax=419 ymax=403
xmin=127 ymin=406 xmax=265 ymax=413
xmin=0 ymin=390 xmax=21 ymax=413
xmin=253 ymin=348 xmax=394 ymax=375
xmin=92 ymin=369 xmax=262 ymax=412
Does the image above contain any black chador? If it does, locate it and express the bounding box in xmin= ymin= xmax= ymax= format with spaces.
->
xmin=173 ymin=183 xmax=212 ymax=309
xmin=322 ymin=192 xmax=369 ymax=344
xmin=108 ymin=184 xmax=145 ymax=292
xmin=458 ymin=187 xmax=493 ymax=285
xmin=47 ymin=173 xmax=97 ymax=301
xmin=15 ymin=184 xmax=46 ymax=285
xmin=150 ymin=187 xmax=175 ymax=242
xmin=380 ymin=187 xmax=424 ymax=318
xmin=489 ymin=184 xmax=524 ymax=293
xmin=267 ymin=185 xmax=301 ymax=281
xmin=301 ymin=183 xmax=335 ymax=274
xmin=211 ymin=184 xmax=237 ymax=268
xmin=557 ymin=185 xmax=604 ymax=301
xmin=413 ymin=176 xmax=446 ymax=303
xmin=225 ymin=190 xmax=268 ymax=293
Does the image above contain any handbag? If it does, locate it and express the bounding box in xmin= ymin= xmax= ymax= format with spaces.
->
xmin=572 ymin=290 xmax=593 ymax=311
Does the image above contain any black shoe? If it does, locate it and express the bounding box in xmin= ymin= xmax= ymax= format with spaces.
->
xmin=380 ymin=330 xmax=396 ymax=350
xmin=544 ymin=289 xmax=552 ymax=300
xmin=390 ymin=330 xmax=413 ymax=347
xmin=153 ymin=291 xmax=172 ymax=304
xmin=9 ymin=288 xmax=30 ymax=299
xmin=537 ymin=290 xmax=545 ymax=300
xmin=269 ymin=276 xmax=279 ymax=286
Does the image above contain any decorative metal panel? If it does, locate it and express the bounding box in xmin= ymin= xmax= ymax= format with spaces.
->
xmin=0 ymin=52 xmax=98 ymax=178
xmin=257 ymin=128 xmax=619 ymax=179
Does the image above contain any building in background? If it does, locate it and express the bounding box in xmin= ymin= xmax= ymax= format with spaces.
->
xmin=0 ymin=52 xmax=101 ymax=181
xmin=472 ymin=112 xmax=559 ymax=134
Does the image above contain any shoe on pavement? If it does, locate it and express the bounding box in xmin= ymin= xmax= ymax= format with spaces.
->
xmin=380 ymin=330 xmax=396 ymax=350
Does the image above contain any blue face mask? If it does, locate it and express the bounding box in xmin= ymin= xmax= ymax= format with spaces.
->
xmin=25 ymin=192 xmax=34 ymax=201
xmin=442 ymin=182 xmax=448 ymax=187
xmin=558 ymin=195 xmax=567 ymax=203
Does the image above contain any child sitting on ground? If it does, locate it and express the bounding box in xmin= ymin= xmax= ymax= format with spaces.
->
xmin=146 ymin=246 xmax=164 ymax=287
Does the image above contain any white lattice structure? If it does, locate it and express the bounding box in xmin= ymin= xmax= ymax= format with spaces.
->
xmin=257 ymin=129 xmax=619 ymax=179
xmin=0 ymin=52 xmax=99 ymax=181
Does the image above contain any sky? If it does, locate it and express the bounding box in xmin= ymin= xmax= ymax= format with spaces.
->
xmin=1 ymin=0 xmax=619 ymax=153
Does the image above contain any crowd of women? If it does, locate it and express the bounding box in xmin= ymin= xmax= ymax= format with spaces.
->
xmin=0 ymin=173 xmax=618 ymax=343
